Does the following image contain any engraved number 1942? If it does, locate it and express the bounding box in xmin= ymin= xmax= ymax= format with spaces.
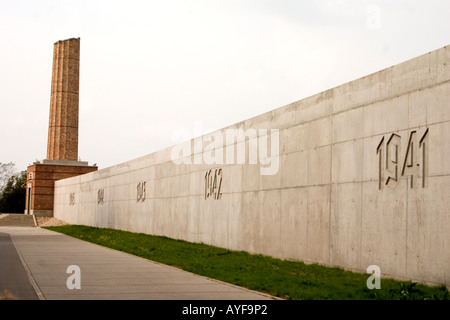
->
xmin=205 ymin=169 xmax=222 ymax=200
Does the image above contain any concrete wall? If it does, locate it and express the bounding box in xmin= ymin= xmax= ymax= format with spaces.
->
xmin=54 ymin=45 xmax=450 ymax=287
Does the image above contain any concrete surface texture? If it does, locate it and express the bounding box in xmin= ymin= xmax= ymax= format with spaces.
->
xmin=53 ymin=45 xmax=450 ymax=287
xmin=0 ymin=226 xmax=277 ymax=300
xmin=0 ymin=231 xmax=39 ymax=300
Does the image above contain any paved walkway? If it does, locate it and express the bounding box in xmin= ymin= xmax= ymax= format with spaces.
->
xmin=0 ymin=232 xmax=39 ymax=300
xmin=0 ymin=226 xmax=278 ymax=300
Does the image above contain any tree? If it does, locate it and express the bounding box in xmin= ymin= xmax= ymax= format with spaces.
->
xmin=0 ymin=170 xmax=26 ymax=213
xmin=0 ymin=162 xmax=15 ymax=191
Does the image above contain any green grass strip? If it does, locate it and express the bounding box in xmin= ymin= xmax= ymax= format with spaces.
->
xmin=44 ymin=225 xmax=449 ymax=300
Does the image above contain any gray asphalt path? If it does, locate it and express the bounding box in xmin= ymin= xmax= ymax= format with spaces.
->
xmin=0 ymin=226 xmax=278 ymax=300
xmin=0 ymin=232 xmax=39 ymax=300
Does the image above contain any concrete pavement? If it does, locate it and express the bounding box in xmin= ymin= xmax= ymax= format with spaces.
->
xmin=0 ymin=226 xmax=278 ymax=300
xmin=0 ymin=232 xmax=39 ymax=300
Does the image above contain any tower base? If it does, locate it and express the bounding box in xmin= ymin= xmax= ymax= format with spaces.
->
xmin=25 ymin=160 xmax=98 ymax=217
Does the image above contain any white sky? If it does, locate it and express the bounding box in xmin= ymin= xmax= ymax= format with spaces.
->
xmin=1 ymin=0 xmax=449 ymax=172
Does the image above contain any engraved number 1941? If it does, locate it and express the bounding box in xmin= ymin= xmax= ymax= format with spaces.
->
xmin=376 ymin=129 xmax=428 ymax=190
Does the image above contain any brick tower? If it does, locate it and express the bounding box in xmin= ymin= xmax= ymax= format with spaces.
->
xmin=47 ymin=38 xmax=80 ymax=161
xmin=25 ymin=38 xmax=98 ymax=217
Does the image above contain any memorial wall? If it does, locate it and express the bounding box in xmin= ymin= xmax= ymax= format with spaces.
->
xmin=54 ymin=45 xmax=450 ymax=287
